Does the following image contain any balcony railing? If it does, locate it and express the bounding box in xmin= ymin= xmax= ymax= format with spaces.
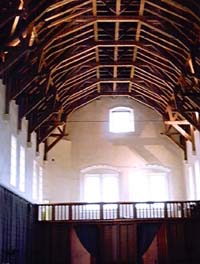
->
xmin=37 ymin=201 xmax=200 ymax=222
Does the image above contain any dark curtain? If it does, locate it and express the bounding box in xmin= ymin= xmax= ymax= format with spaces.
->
xmin=0 ymin=185 xmax=35 ymax=264
xmin=75 ymin=224 xmax=100 ymax=258
xmin=137 ymin=223 xmax=161 ymax=264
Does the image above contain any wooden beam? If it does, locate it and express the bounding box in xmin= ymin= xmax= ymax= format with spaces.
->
xmin=164 ymin=120 xmax=190 ymax=125
xmin=19 ymin=92 xmax=45 ymax=118
xmin=47 ymin=7 xmax=92 ymax=28
xmin=113 ymin=0 xmax=121 ymax=92
xmin=76 ymin=15 xmax=143 ymax=22
xmin=45 ymin=1 xmax=91 ymax=22
xmin=29 ymin=111 xmax=55 ymax=134
xmin=0 ymin=48 xmax=30 ymax=75
xmin=50 ymin=133 xmax=68 ymax=138
xmin=44 ymin=20 xmax=95 ymax=51
xmin=129 ymin=0 xmax=145 ymax=92
xmin=171 ymin=124 xmax=191 ymax=141
xmin=97 ymin=40 xmax=142 ymax=47
xmin=159 ymin=0 xmax=200 ymax=23
xmin=61 ymin=83 xmax=98 ymax=102
xmin=41 ymin=124 xmax=67 ymax=158
xmin=92 ymin=0 xmax=101 ymax=93
xmin=10 ymin=0 xmax=24 ymax=36
xmin=58 ymin=68 xmax=96 ymax=91
xmin=37 ymin=126 xmax=56 ymax=145
xmin=64 ymin=92 xmax=100 ymax=114
xmin=174 ymin=88 xmax=200 ymax=131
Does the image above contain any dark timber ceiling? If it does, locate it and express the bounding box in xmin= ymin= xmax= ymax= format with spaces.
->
xmin=0 ymin=0 xmax=200 ymax=158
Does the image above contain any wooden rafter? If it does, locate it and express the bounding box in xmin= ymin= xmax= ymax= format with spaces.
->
xmin=164 ymin=105 xmax=196 ymax=153
xmin=1 ymin=0 xmax=200 ymax=156
xmin=129 ymin=0 xmax=145 ymax=92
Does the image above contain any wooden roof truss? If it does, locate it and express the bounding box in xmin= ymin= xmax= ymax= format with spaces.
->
xmin=0 ymin=0 xmax=199 ymax=158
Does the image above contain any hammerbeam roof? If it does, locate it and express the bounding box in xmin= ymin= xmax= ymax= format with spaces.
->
xmin=0 ymin=0 xmax=199 ymax=156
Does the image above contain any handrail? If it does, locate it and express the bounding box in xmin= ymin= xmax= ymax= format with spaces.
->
xmin=37 ymin=200 xmax=200 ymax=222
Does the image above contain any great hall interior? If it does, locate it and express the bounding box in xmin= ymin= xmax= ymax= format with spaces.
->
xmin=0 ymin=0 xmax=200 ymax=263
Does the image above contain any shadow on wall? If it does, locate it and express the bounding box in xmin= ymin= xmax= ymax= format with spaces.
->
xmin=110 ymin=135 xmax=183 ymax=166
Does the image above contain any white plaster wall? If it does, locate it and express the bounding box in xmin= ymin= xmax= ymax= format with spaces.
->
xmin=0 ymin=80 xmax=43 ymax=202
xmin=43 ymin=97 xmax=186 ymax=202
xmin=184 ymin=130 xmax=200 ymax=200
xmin=43 ymin=139 xmax=72 ymax=202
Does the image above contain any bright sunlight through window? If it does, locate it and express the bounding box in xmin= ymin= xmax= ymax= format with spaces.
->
xmin=129 ymin=171 xmax=169 ymax=202
xmin=10 ymin=134 xmax=17 ymax=187
xmin=84 ymin=173 xmax=119 ymax=203
xmin=38 ymin=166 xmax=43 ymax=202
xmin=194 ymin=160 xmax=200 ymax=199
xmin=188 ymin=165 xmax=195 ymax=200
xmin=32 ymin=160 xmax=38 ymax=200
xmin=19 ymin=145 xmax=25 ymax=192
xmin=109 ymin=107 xmax=134 ymax=133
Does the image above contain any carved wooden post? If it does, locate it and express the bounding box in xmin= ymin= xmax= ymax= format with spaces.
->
xmin=100 ymin=203 xmax=104 ymax=220
xmin=133 ymin=203 xmax=137 ymax=219
xmin=164 ymin=202 xmax=168 ymax=218
xmin=69 ymin=204 xmax=72 ymax=221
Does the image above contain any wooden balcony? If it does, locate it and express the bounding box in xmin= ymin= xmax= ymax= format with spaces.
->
xmin=37 ymin=200 xmax=200 ymax=222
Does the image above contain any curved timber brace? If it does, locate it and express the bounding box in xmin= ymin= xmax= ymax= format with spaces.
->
xmin=163 ymin=106 xmax=196 ymax=160
xmin=43 ymin=123 xmax=67 ymax=160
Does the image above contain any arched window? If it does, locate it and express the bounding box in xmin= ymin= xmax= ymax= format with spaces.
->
xmin=129 ymin=167 xmax=169 ymax=202
xmin=109 ymin=106 xmax=134 ymax=133
xmin=81 ymin=166 xmax=119 ymax=203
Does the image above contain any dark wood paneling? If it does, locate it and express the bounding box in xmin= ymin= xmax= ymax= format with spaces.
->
xmin=157 ymin=223 xmax=168 ymax=264
xmin=0 ymin=185 xmax=35 ymax=264
xmin=167 ymin=221 xmax=200 ymax=264
xmin=100 ymin=223 xmax=137 ymax=264
xmin=32 ymin=220 xmax=200 ymax=264
xmin=33 ymin=222 xmax=70 ymax=264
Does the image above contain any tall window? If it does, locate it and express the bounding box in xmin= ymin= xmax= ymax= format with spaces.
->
xmin=109 ymin=106 xmax=134 ymax=133
xmin=10 ymin=134 xmax=17 ymax=187
xmin=194 ymin=160 xmax=200 ymax=199
xmin=32 ymin=160 xmax=38 ymax=200
xmin=19 ymin=145 xmax=25 ymax=192
xmin=38 ymin=166 xmax=43 ymax=202
xmin=129 ymin=171 xmax=169 ymax=202
xmin=188 ymin=165 xmax=195 ymax=200
xmin=83 ymin=173 xmax=119 ymax=203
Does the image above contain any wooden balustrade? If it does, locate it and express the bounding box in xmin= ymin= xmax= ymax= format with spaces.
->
xmin=37 ymin=200 xmax=200 ymax=222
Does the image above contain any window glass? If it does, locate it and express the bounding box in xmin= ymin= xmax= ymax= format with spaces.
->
xmin=102 ymin=175 xmax=119 ymax=202
xmin=32 ymin=160 xmax=38 ymax=200
xmin=10 ymin=135 xmax=17 ymax=187
xmin=19 ymin=145 xmax=25 ymax=192
xmin=84 ymin=175 xmax=101 ymax=202
xmin=129 ymin=171 xmax=169 ymax=202
xmin=194 ymin=160 xmax=200 ymax=199
xmin=149 ymin=173 xmax=168 ymax=201
xmin=130 ymin=174 xmax=148 ymax=201
xmin=109 ymin=107 xmax=134 ymax=133
xmin=83 ymin=173 xmax=119 ymax=202
xmin=188 ymin=165 xmax=195 ymax=200
xmin=38 ymin=166 xmax=43 ymax=202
